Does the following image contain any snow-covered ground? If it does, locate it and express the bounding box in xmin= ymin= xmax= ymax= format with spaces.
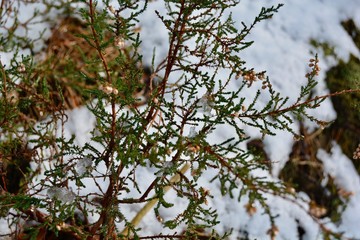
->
xmin=1 ymin=0 xmax=360 ymax=239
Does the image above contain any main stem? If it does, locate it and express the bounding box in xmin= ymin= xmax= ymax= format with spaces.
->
xmin=88 ymin=1 xmax=118 ymax=238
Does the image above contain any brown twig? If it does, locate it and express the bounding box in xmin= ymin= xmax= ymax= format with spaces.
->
xmin=17 ymin=207 xmax=86 ymax=240
xmin=140 ymin=0 xmax=188 ymax=133
xmin=240 ymin=89 xmax=360 ymax=119
xmin=129 ymin=235 xmax=185 ymax=240
xmin=0 ymin=59 xmax=8 ymax=127
xmin=87 ymin=1 xmax=118 ymax=239
xmin=88 ymin=0 xmax=111 ymax=84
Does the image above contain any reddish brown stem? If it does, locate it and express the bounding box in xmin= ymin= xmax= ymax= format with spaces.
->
xmin=87 ymin=1 xmax=118 ymax=238
xmin=240 ymin=89 xmax=360 ymax=119
xmin=88 ymin=0 xmax=111 ymax=83
xmin=141 ymin=0 xmax=188 ymax=133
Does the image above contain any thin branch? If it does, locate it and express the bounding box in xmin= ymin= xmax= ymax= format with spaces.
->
xmin=240 ymin=89 xmax=360 ymax=119
xmin=88 ymin=0 xmax=111 ymax=83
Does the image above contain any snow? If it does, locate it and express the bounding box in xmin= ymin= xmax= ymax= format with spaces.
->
xmin=1 ymin=0 xmax=360 ymax=239
xmin=318 ymin=143 xmax=360 ymax=238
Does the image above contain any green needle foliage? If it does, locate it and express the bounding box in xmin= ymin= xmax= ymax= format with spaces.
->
xmin=1 ymin=0 xmax=358 ymax=239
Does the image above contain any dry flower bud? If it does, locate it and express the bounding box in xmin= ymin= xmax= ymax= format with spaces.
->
xmin=56 ymin=222 xmax=66 ymax=231
xmin=188 ymin=144 xmax=200 ymax=153
xmin=99 ymin=84 xmax=118 ymax=95
xmin=235 ymin=71 xmax=243 ymax=79
xmin=257 ymin=72 xmax=265 ymax=80
xmin=201 ymin=187 xmax=210 ymax=195
xmin=286 ymin=186 xmax=296 ymax=194
xmin=244 ymin=202 xmax=257 ymax=216
xmin=200 ymin=187 xmax=210 ymax=205
xmin=156 ymin=215 xmax=164 ymax=223
xmin=109 ymin=6 xmax=116 ymax=14
xmin=306 ymin=57 xmax=321 ymax=77
xmin=309 ymin=201 xmax=327 ymax=217
xmin=353 ymin=144 xmax=360 ymax=159
xmin=30 ymin=205 xmax=35 ymax=213
xmin=338 ymin=188 xmax=354 ymax=199
xmin=115 ymin=36 xmax=125 ymax=49
xmin=267 ymin=225 xmax=279 ymax=239
xmin=7 ymin=90 xmax=18 ymax=104
xmin=17 ymin=63 xmax=26 ymax=73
